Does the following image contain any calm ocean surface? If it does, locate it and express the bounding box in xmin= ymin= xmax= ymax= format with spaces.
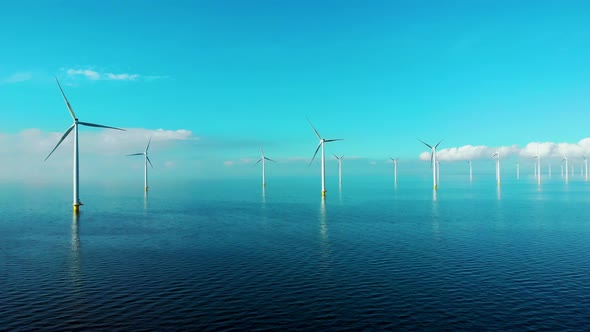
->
xmin=2 ymin=175 xmax=590 ymax=330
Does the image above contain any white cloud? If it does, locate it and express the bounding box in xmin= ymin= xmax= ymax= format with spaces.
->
xmin=419 ymin=144 xmax=521 ymax=162
xmin=67 ymin=69 xmax=101 ymax=80
xmin=3 ymin=72 xmax=33 ymax=83
xmin=65 ymin=68 xmax=157 ymax=81
xmin=105 ymin=73 xmax=139 ymax=81
xmin=520 ymin=140 xmax=590 ymax=158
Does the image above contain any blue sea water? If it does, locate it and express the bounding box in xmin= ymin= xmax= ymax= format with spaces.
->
xmin=2 ymin=175 xmax=590 ymax=330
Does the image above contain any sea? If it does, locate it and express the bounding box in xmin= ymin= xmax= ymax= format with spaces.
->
xmin=2 ymin=174 xmax=590 ymax=331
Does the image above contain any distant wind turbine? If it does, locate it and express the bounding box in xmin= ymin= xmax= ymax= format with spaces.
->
xmin=333 ymin=154 xmax=343 ymax=185
xmin=437 ymin=161 xmax=440 ymax=186
xmin=516 ymin=161 xmax=520 ymax=180
xmin=255 ymin=147 xmax=275 ymax=187
xmin=585 ymin=156 xmax=588 ymax=181
xmin=308 ymin=118 xmax=342 ymax=196
xmin=467 ymin=160 xmax=473 ymax=182
xmin=536 ymin=147 xmax=541 ymax=184
xmin=45 ymin=78 xmax=125 ymax=213
xmin=127 ymin=137 xmax=153 ymax=191
xmin=491 ymin=150 xmax=501 ymax=186
xmin=418 ymin=139 xmax=443 ymax=190
xmin=389 ymin=157 xmax=399 ymax=184
xmin=562 ymin=156 xmax=569 ymax=182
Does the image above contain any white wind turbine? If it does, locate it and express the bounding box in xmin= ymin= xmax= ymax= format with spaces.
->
xmin=516 ymin=161 xmax=520 ymax=180
xmin=333 ymin=154 xmax=343 ymax=186
xmin=418 ymin=139 xmax=443 ymax=190
xmin=562 ymin=156 xmax=569 ymax=182
xmin=533 ymin=154 xmax=541 ymax=184
xmin=255 ymin=147 xmax=275 ymax=187
xmin=584 ymin=156 xmax=588 ymax=181
xmin=468 ymin=160 xmax=473 ymax=182
xmin=45 ymin=78 xmax=125 ymax=213
xmin=491 ymin=150 xmax=501 ymax=186
xmin=389 ymin=157 xmax=399 ymax=184
xmin=127 ymin=137 xmax=153 ymax=191
xmin=308 ymin=118 xmax=342 ymax=196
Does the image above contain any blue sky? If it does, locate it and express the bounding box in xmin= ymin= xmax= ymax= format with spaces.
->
xmin=2 ymin=1 xmax=590 ymax=183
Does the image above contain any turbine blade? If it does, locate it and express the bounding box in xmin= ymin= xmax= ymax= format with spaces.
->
xmin=306 ymin=118 xmax=322 ymax=140
xmin=146 ymin=136 xmax=152 ymax=152
xmin=434 ymin=139 xmax=444 ymax=149
xmin=78 ymin=121 xmax=125 ymax=131
xmin=254 ymin=158 xmax=262 ymax=166
xmin=127 ymin=153 xmax=144 ymax=156
xmin=309 ymin=142 xmax=322 ymax=166
xmin=324 ymin=139 xmax=343 ymax=142
xmin=147 ymin=156 xmax=154 ymax=168
xmin=265 ymin=157 xmax=276 ymax=163
xmin=417 ymin=138 xmax=433 ymax=149
xmin=333 ymin=153 xmax=340 ymax=160
xmin=44 ymin=124 xmax=75 ymax=161
xmin=55 ymin=77 xmax=77 ymax=120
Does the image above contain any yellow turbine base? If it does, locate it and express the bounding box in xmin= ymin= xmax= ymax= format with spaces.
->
xmin=145 ymin=187 xmax=149 ymax=191
xmin=322 ymin=190 xmax=327 ymax=196
xmin=433 ymin=185 xmax=437 ymax=190
xmin=73 ymin=204 xmax=80 ymax=213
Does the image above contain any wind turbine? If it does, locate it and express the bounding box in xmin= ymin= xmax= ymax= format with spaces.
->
xmin=437 ymin=161 xmax=440 ymax=186
xmin=127 ymin=137 xmax=153 ymax=191
xmin=562 ymin=156 xmax=569 ymax=182
xmin=45 ymin=78 xmax=125 ymax=213
xmin=389 ymin=157 xmax=399 ymax=184
xmin=548 ymin=162 xmax=551 ymax=178
xmin=418 ymin=139 xmax=443 ymax=190
xmin=584 ymin=156 xmax=588 ymax=181
xmin=468 ymin=160 xmax=473 ymax=182
xmin=308 ymin=118 xmax=342 ymax=196
xmin=333 ymin=154 xmax=343 ymax=186
xmin=516 ymin=161 xmax=520 ymax=180
xmin=533 ymin=154 xmax=541 ymax=183
xmin=255 ymin=147 xmax=275 ymax=187
xmin=491 ymin=150 xmax=501 ymax=186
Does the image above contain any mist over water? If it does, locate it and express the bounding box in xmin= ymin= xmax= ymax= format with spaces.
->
xmin=2 ymin=175 xmax=590 ymax=330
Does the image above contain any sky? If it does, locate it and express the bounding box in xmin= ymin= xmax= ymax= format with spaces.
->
xmin=2 ymin=0 xmax=590 ymax=184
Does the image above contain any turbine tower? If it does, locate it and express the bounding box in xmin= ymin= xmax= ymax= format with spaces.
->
xmin=516 ymin=161 xmax=520 ymax=180
xmin=390 ymin=157 xmax=399 ymax=184
xmin=308 ymin=118 xmax=342 ymax=196
xmin=255 ymin=147 xmax=275 ymax=187
xmin=418 ymin=139 xmax=443 ymax=190
xmin=334 ymin=154 xmax=343 ymax=185
xmin=127 ymin=137 xmax=153 ymax=191
xmin=468 ymin=160 xmax=473 ymax=183
xmin=533 ymin=154 xmax=541 ymax=184
xmin=585 ymin=156 xmax=588 ymax=181
xmin=45 ymin=78 xmax=125 ymax=213
xmin=562 ymin=156 xmax=569 ymax=182
xmin=491 ymin=150 xmax=501 ymax=186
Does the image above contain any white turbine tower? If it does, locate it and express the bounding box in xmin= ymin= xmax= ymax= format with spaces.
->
xmin=389 ymin=157 xmax=399 ymax=184
xmin=255 ymin=147 xmax=275 ymax=187
xmin=537 ymin=150 xmax=541 ymax=184
xmin=127 ymin=137 xmax=153 ymax=191
xmin=516 ymin=161 xmax=520 ymax=180
xmin=562 ymin=156 xmax=569 ymax=182
xmin=584 ymin=156 xmax=588 ymax=181
xmin=491 ymin=150 xmax=501 ymax=186
xmin=45 ymin=78 xmax=125 ymax=213
xmin=333 ymin=154 xmax=343 ymax=186
xmin=437 ymin=161 xmax=440 ymax=185
xmin=468 ymin=160 xmax=473 ymax=183
xmin=418 ymin=139 xmax=443 ymax=190
xmin=308 ymin=119 xmax=342 ymax=196
xmin=548 ymin=163 xmax=552 ymax=178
